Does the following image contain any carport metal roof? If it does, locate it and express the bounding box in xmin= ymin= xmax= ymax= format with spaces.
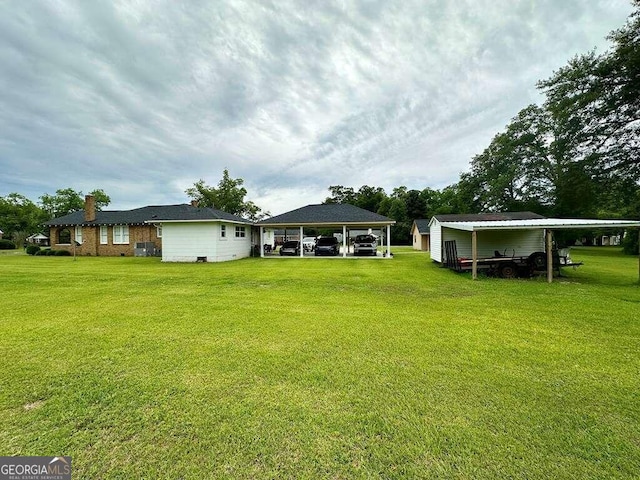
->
xmin=438 ymin=218 xmax=640 ymax=232
xmin=435 ymin=216 xmax=640 ymax=283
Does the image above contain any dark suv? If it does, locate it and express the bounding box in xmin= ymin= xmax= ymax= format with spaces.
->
xmin=314 ymin=236 xmax=340 ymax=256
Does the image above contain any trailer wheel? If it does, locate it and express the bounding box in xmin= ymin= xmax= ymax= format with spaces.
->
xmin=499 ymin=262 xmax=518 ymax=279
xmin=528 ymin=252 xmax=547 ymax=270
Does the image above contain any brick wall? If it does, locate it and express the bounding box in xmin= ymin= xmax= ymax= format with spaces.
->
xmin=49 ymin=225 xmax=161 ymax=256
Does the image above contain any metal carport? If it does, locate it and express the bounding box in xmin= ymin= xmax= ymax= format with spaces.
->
xmin=256 ymin=204 xmax=396 ymax=258
xmin=437 ymin=218 xmax=640 ymax=283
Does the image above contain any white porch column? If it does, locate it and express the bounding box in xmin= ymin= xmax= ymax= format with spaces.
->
xmin=342 ymin=225 xmax=347 ymax=257
xmin=386 ymin=224 xmax=391 ymax=258
xmin=299 ymin=226 xmax=304 ymax=257
xmin=546 ymin=230 xmax=553 ymax=283
xmin=260 ymin=226 xmax=264 ymax=258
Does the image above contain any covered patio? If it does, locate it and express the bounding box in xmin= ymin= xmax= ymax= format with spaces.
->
xmin=256 ymin=204 xmax=396 ymax=259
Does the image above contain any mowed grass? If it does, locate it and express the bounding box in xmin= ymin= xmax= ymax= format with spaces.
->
xmin=0 ymin=247 xmax=638 ymax=478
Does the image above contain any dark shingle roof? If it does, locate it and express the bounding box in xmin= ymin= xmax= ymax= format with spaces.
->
xmin=433 ymin=211 xmax=545 ymax=223
xmin=43 ymin=204 xmax=250 ymax=227
xmin=258 ymin=204 xmax=395 ymax=226
xmin=413 ymin=219 xmax=430 ymax=234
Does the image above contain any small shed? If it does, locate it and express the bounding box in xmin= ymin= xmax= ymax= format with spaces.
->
xmin=430 ymin=212 xmax=545 ymax=263
xmin=411 ymin=219 xmax=431 ymax=251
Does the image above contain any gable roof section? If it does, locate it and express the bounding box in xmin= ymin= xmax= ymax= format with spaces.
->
xmin=43 ymin=204 xmax=250 ymax=227
xmin=258 ymin=204 xmax=395 ymax=227
xmin=413 ymin=219 xmax=430 ymax=234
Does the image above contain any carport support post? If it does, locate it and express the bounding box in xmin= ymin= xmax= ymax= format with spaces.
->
xmin=386 ymin=224 xmax=391 ymax=258
xmin=342 ymin=225 xmax=347 ymax=257
xmin=260 ymin=227 xmax=264 ymax=258
xmin=471 ymin=230 xmax=477 ymax=280
xmin=299 ymin=226 xmax=304 ymax=257
xmin=546 ymin=230 xmax=553 ymax=283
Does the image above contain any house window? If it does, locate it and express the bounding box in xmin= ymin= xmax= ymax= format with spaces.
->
xmin=235 ymin=226 xmax=246 ymax=238
xmin=100 ymin=226 xmax=108 ymax=244
xmin=75 ymin=226 xmax=83 ymax=244
xmin=220 ymin=225 xmax=226 ymax=238
xmin=113 ymin=225 xmax=130 ymax=244
xmin=156 ymin=226 xmax=162 ymax=238
xmin=58 ymin=228 xmax=71 ymax=244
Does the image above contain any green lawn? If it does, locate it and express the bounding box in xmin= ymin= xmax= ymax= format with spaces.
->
xmin=1 ymin=247 xmax=638 ymax=478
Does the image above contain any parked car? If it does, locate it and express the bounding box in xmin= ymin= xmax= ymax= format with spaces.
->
xmin=314 ymin=236 xmax=340 ymax=256
xmin=302 ymin=237 xmax=316 ymax=252
xmin=279 ymin=241 xmax=300 ymax=256
xmin=353 ymin=234 xmax=377 ymax=255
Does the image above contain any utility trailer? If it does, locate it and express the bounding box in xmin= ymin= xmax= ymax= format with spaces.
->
xmin=443 ymin=240 xmax=582 ymax=278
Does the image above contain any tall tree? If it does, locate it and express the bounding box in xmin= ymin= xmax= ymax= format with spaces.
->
xmin=0 ymin=193 xmax=47 ymax=238
xmin=185 ymin=169 xmax=268 ymax=221
xmin=39 ymin=188 xmax=111 ymax=219
xmin=538 ymin=2 xmax=640 ymax=184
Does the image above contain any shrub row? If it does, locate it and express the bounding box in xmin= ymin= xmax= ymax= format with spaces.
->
xmin=33 ymin=249 xmax=72 ymax=256
xmin=0 ymin=239 xmax=16 ymax=250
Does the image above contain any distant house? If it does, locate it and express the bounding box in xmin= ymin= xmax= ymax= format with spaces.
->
xmin=411 ymin=219 xmax=430 ymax=251
xmin=43 ymin=195 xmax=252 ymax=261
xmin=0 ymin=228 xmax=3 ymax=239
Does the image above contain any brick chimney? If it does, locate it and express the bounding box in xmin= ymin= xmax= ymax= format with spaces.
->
xmin=190 ymin=200 xmax=199 ymax=207
xmin=84 ymin=194 xmax=96 ymax=222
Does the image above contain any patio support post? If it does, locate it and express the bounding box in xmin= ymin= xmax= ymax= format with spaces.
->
xmin=299 ymin=226 xmax=304 ymax=257
xmin=342 ymin=225 xmax=347 ymax=257
xmin=386 ymin=224 xmax=391 ymax=258
xmin=546 ymin=230 xmax=553 ymax=283
xmin=260 ymin=226 xmax=264 ymax=258
xmin=471 ymin=230 xmax=477 ymax=280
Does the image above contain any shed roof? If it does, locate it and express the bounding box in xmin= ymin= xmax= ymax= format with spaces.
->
xmin=413 ymin=219 xmax=430 ymax=234
xmin=257 ymin=204 xmax=395 ymax=227
xmin=43 ymin=204 xmax=250 ymax=227
xmin=433 ymin=212 xmax=545 ymax=223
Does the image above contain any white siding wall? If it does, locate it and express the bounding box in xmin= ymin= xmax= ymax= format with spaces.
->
xmin=430 ymin=221 xmax=443 ymax=262
xmin=161 ymin=222 xmax=251 ymax=262
xmin=216 ymin=225 xmax=251 ymax=262
xmin=443 ymin=228 xmax=545 ymax=261
xmin=429 ymin=218 xmax=545 ymax=263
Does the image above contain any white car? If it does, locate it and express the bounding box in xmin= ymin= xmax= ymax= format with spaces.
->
xmin=302 ymin=237 xmax=316 ymax=252
xmin=353 ymin=234 xmax=377 ymax=255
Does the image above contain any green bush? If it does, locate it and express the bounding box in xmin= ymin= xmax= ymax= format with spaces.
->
xmin=54 ymin=250 xmax=71 ymax=256
xmin=26 ymin=245 xmax=40 ymax=255
xmin=46 ymin=249 xmax=57 ymax=256
xmin=622 ymin=230 xmax=639 ymax=255
xmin=0 ymin=239 xmax=16 ymax=250
xmin=34 ymin=249 xmax=48 ymax=256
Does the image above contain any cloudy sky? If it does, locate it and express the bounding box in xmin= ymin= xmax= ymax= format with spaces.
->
xmin=0 ymin=1 xmax=634 ymax=215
